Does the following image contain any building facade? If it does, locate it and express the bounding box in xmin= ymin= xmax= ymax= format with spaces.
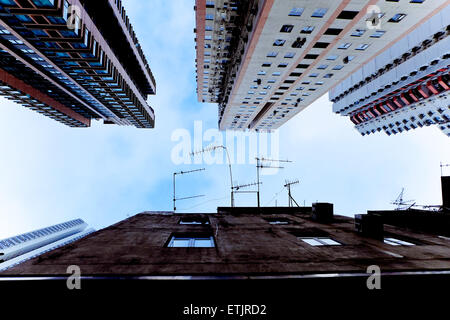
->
xmin=0 ymin=0 xmax=156 ymax=128
xmin=330 ymin=4 xmax=450 ymax=137
xmin=0 ymin=218 xmax=94 ymax=271
xmin=2 ymin=206 xmax=450 ymax=277
xmin=194 ymin=0 xmax=448 ymax=131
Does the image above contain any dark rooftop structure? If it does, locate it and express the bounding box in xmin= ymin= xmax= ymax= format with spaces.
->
xmin=3 ymin=203 xmax=450 ymax=278
xmin=0 ymin=0 xmax=155 ymax=128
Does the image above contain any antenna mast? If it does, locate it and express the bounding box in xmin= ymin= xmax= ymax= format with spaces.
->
xmin=173 ymin=168 xmax=205 ymax=211
xmin=191 ymin=145 xmax=235 ymax=207
xmin=255 ymin=157 xmax=292 ymax=207
xmin=391 ymin=188 xmax=415 ymax=211
xmin=284 ymin=180 xmax=300 ymax=207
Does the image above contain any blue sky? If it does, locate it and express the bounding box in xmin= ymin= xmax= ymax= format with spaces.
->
xmin=0 ymin=0 xmax=449 ymax=239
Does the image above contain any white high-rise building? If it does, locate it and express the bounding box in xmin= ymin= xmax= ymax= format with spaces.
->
xmin=194 ymin=0 xmax=448 ymax=131
xmin=330 ymin=4 xmax=450 ymax=137
xmin=0 ymin=219 xmax=94 ymax=272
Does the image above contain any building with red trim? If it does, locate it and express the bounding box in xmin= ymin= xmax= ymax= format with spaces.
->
xmin=194 ymin=0 xmax=448 ymax=132
xmin=0 ymin=0 xmax=156 ymax=128
xmin=330 ymin=3 xmax=449 ymax=137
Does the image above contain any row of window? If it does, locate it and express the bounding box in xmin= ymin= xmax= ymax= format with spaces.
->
xmin=333 ymin=27 xmax=448 ymax=106
xmin=167 ymin=234 xmax=418 ymax=248
xmin=0 ymin=219 xmax=84 ymax=250
xmin=350 ymin=73 xmax=450 ymax=126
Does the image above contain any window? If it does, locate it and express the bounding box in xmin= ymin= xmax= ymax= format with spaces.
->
xmin=300 ymin=237 xmax=341 ymax=246
xmin=323 ymin=73 xmax=334 ymax=78
xmin=304 ymin=54 xmax=319 ymax=60
xmin=332 ymin=65 xmax=344 ymax=70
xmin=311 ymin=8 xmax=328 ymax=18
xmin=168 ymin=235 xmax=215 ymax=248
xmin=273 ymin=39 xmax=286 ymax=46
xmin=278 ymin=63 xmax=288 ymax=68
xmin=324 ymin=28 xmax=343 ymax=36
xmin=179 ymin=217 xmax=209 ymax=225
xmin=338 ymin=42 xmax=352 ymax=49
xmin=384 ymin=238 xmax=415 ymax=246
xmin=301 ymin=26 xmax=314 ymax=34
xmin=388 ymin=13 xmax=406 ymax=23
xmin=292 ymin=37 xmax=306 ymax=48
xmin=280 ymin=24 xmax=294 ymax=33
xmin=343 ymin=55 xmax=355 ymax=63
xmin=206 ymin=14 xmax=214 ymax=20
xmin=284 ymin=52 xmax=296 ymax=58
xmin=352 ymin=29 xmax=366 ymax=37
xmin=326 ymin=55 xmax=338 ymax=61
xmin=313 ymin=42 xmax=330 ymax=49
xmin=410 ymin=0 xmax=425 ymax=2
xmin=355 ymin=44 xmax=370 ymax=50
xmin=317 ymin=65 xmax=328 ymax=70
xmin=336 ymin=10 xmax=358 ymax=20
xmin=289 ymin=7 xmax=304 ymax=17
xmin=267 ymin=51 xmax=278 ymax=58
xmin=265 ymin=218 xmax=290 ymax=225
xmin=371 ymin=30 xmax=386 ymax=38
xmin=309 ymin=73 xmax=319 ymax=77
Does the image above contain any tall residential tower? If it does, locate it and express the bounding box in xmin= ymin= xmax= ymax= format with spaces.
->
xmin=194 ymin=0 xmax=448 ymax=131
xmin=0 ymin=218 xmax=94 ymax=271
xmin=0 ymin=0 xmax=156 ymax=128
xmin=330 ymin=4 xmax=450 ymax=137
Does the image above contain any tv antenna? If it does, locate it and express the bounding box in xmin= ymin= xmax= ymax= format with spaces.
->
xmin=256 ymin=157 xmax=292 ymax=207
xmin=191 ymin=145 xmax=235 ymax=207
xmin=232 ymin=182 xmax=262 ymax=206
xmin=391 ymin=188 xmax=416 ymax=211
xmin=440 ymin=162 xmax=450 ymax=176
xmin=284 ymin=179 xmax=300 ymax=207
xmin=173 ymin=168 xmax=205 ymax=211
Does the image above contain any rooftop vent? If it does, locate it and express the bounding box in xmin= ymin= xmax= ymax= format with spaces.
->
xmin=355 ymin=214 xmax=384 ymax=240
xmin=311 ymin=203 xmax=334 ymax=223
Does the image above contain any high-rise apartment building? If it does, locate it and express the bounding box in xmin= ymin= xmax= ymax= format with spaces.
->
xmin=194 ymin=0 xmax=448 ymax=131
xmin=330 ymin=4 xmax=450 ymax=137
xmin=0 ymin=218 xmax=94 ymax=271
xmin=0 ymin=0 xmax=156 ymax=128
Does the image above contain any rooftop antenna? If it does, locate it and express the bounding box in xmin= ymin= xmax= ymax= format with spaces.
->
xmin=173 ymin=168 xmax=205 ymax=211
xmin=232 ymin=182 xmax=262 ymax=206
xmin=284 ymin=179 xmax=300 ymax=207
xmin=256 ymin=157 xmax=292 ymax=207
xmin=191 ymin=145 xmax=234 ymax=207
xmin=440 ymin=162 xmax=450 ymax=176
xmin=391 ymin=188 xmax=416 ymax=211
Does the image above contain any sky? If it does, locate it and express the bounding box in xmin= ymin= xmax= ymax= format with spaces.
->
xmin=0 ymin=0 xmax=449 ymax=239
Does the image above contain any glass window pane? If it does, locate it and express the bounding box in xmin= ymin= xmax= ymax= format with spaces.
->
xmin=194 ymin=238 xmax=214 ymax=248
xmin=172 ymin=239 xmax=190 ymax=247
xmin=319 ymin=238 xmax=341 ymax=246
xmin=301 ymin=238 xmax=323 ymax=246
